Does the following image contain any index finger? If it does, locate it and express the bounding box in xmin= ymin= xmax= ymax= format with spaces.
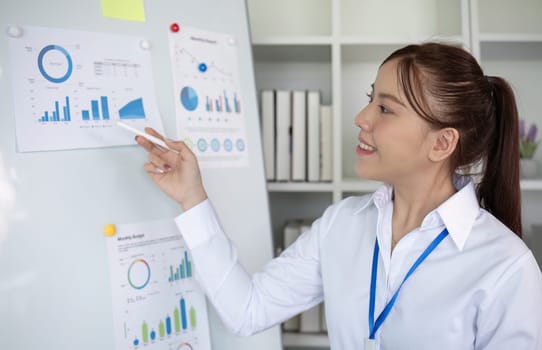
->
xmin=144 ymin=127 xmax=165 ymax=140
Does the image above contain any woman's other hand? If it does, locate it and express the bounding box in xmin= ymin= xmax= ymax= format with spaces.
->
xmin=136 ymin=128 xmax=207 ymax=211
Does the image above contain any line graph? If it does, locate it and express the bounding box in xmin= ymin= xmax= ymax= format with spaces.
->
xmin=174 ymin=47 xmax=233 ymax=79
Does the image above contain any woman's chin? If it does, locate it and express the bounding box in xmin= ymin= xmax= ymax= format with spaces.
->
xmin=355 ymin=167 xmax=378 ymax=181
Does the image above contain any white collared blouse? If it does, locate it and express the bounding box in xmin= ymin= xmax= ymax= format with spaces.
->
xmin=175 ymin=180 xmax=542 ymax=350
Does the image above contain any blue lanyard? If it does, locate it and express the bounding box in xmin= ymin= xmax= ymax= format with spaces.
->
xmin=368 ymin=228 xmax=449 ymax=339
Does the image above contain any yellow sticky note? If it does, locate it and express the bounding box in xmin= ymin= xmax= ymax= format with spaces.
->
xmin=101 ymin=0 xmax=146 ymax=22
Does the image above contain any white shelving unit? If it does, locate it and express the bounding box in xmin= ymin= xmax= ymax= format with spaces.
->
xmin=469 ymin=0 xmax=542 ymax=237
xmin=248 ymin=0 xmax=542 ymax=348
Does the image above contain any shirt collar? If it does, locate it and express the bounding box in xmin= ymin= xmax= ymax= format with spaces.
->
xmin=437 ymin=178 xmax=479 ymax=251
xmin=353 ymin=176 xmax=479 ymax=251
xmin=353 ymin=183 xmax=392 ymax=215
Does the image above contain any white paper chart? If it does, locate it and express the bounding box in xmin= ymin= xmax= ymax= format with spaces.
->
xmin=106 ymin=220 xmax=212 ymax=350
xmin=168 ymin=26 xmax=249 ymax=168
xmin=8 ymin=25 xmax=164 ymax=152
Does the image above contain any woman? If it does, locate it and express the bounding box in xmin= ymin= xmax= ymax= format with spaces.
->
xmin=136 ymin=43 xmax=542 ymax=349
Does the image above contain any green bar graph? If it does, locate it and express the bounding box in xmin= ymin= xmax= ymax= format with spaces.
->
xmin=159 ymin=320 xmax=165 ymax=337
xmin=134 ymin=299 xmax=198 ymax=343
xmin=174 ymin=307 xmax=181 ymax=332
xmin=189 ymin=306 xmax=197 ymax=328
xmin=187 ymin=261 xmax=192 ymax=277
xmin=142 ymin=321 xmax=149 ymax=343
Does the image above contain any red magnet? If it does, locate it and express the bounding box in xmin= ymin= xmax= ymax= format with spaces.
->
xmin=170 ymin=23 xmax=180 ymax=33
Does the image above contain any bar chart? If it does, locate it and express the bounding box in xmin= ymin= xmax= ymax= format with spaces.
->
xmin=39 ymin=96 xmax=71 ymax=122
xmin=82 ymin=96 xmax=110 ymax=121
xmin=38 ymin=96 xmax=146 ymax=123
xmin=168 ymin=250 xmax=193 ymax=282
xmin=131 ymin=296 xmax=198 ymax=347
xmin=204 ymin=90 xmax=241 ymax=113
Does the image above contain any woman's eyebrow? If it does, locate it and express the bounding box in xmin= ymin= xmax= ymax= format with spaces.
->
xmin=377 ymin=92 xmax=406 ymax=107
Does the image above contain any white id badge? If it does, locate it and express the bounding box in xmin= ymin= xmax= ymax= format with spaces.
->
xmin=365 ymin=338 xmax=376 ymax=350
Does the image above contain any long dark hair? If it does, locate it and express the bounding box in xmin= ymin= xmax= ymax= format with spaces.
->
xmin=382 ymin=42 xmax=522 ymax=237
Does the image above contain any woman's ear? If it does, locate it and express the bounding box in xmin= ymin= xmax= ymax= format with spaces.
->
xmin=429 ymin=128 xmax=459 ymax=162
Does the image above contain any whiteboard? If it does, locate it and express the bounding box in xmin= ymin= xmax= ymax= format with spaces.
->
xmin=0 ymin=1 xmax=281 ymax=350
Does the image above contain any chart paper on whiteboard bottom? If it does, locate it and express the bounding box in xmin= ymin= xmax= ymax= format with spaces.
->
xmin=106 ymin=219 xmax=212 ymax=350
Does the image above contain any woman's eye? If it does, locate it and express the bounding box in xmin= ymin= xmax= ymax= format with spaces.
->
xmin=379 ymin=105 xmax=390 ymax=113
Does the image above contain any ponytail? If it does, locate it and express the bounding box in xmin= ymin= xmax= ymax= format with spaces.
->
xmin=477 ymin=76 xmax=522 ymax=237
xmin=383 ymin=43 xmax=523 ymax=237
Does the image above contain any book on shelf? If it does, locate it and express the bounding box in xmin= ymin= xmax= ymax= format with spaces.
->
xmin=321 ymin=302 xmax=327 ymax=331
xmin=320 ymin=105 xmax=333 ymax=182
xmin=261 ymin=89 xmax=332 ymax=183
xmin=291 ymin=90 xmax=307 ymax=181
xmin=281 ymin=219 xmax=327 ymax=334
xmin=282 ymin=219 xmax=303 ymax=331
xmin=275 ymin=90 xmax=291 ymax=181
xmin=298 ymin=220 xmax=322 ymax=333
xmin=307 ymin=91 xmax=321 ymax=182
xmin=260 ymin=90 xmax=275 ymax=181
xmin=300 ymin=303 xmax=321 ymax=333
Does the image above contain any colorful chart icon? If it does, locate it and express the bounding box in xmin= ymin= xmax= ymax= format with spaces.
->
xmin=236 ymin=138 xmax=245 ymax=152
xmin=224 ymin=138 xmax=232 ymax=152
xmin=197 ymin=138 xmax=207 ymax=152
xmin=211 ymin=138 xmax=220 ymax=152
xmin=180 ymin=86 xmax=198 ymax=111
xmin=37 ymin=44 xmax=73 ymax=83
xmin=127 ymin=258 xmax=151 ymax=290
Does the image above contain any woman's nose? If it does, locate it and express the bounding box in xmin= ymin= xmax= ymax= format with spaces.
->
xmin=355 ymin=105 xmax=372 ymax=132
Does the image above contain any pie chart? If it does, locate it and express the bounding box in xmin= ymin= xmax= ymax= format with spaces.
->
xmin=180 ymin=86 xmax=198 ymax=111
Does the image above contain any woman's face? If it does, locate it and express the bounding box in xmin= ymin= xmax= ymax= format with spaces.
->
xmin=354 ymin=59 xmax=438 ymax=185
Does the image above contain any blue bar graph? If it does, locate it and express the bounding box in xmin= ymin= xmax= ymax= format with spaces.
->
xmin=91 ymin=100 xmax=100 ymax=120
xmin=234 ymin=93 xmax=240 ymax=113
xmin=54 ymin=101 xmax=60 ymax=121
xmin=205 ymin=96 xmax=213 ymax=112
xmin=101 ymin=96 xmax=110 ymax=120
xmin=65 ymin=96 xmax=71 ymax=121
xmin=166 ymin=315 xmax=172 ymax=335
xmin=81 ymin=96 xmax=110 ymax=121
xmin=180 ymin=297 xmax=187 ymax=330
xmin=39 ymin=96 xmax=72 ymax=122
xmin=224 ymin=90 xmax=231 ymax=113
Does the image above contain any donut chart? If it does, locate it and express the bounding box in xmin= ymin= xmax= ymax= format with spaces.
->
xmin=37 ymin=44 xmax=73 ymax=83
xmin=127 ymin=258 xmax=151 ymax=290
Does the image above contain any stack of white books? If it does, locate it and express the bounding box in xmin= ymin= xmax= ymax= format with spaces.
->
xmin=280 ymin=219 xmax=327 ymax=334
xmin=260 ymin=89 xmax=333 ymax=182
